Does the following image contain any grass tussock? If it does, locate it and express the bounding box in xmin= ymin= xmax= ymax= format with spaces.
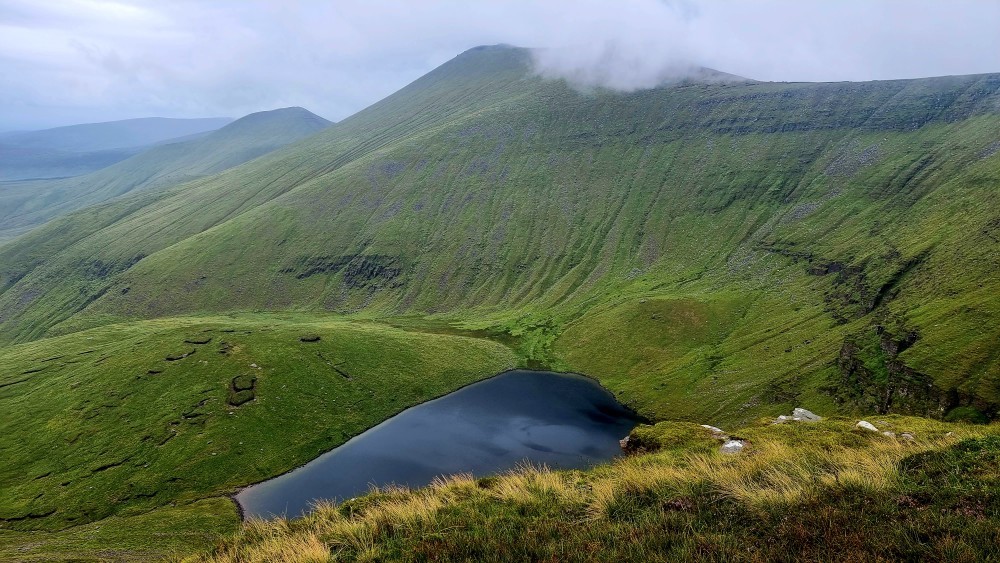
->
xmin=194 ymin=416 xmax=1000 ymax=562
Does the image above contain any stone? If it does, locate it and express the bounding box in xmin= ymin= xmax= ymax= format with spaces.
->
xmin=856 ymin=420 xmax=878 ymax=432
xmin=701 ymin=424 xmax=725 ymax=435
xmin=792 ymin=407 xmax=822 ymax=421
xmin=882 ymin=431 xmax=896 ymax=438
xmin=720 ymin=440 xmax=745 ymax=454
xmin=900 ymin=433 xmax=915 ymax=441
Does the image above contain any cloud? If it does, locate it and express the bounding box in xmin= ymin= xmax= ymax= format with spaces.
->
xmin=0 ymin=0 xmax=998 ymax=130
xmin=529 ymin=1 xmax=700 ymax=90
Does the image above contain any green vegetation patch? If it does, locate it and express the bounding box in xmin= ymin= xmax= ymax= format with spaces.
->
xmin=0 ymin=313 xmax=516 ymax=533
xmin=0 ymin=497 xmax=237 ymax=562
xmin=194 ymin=417 xmax=1000 ymax=562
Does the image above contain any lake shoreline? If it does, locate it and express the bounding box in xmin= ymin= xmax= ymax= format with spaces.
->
xmin=233 ymin=369 xmax=643 ymax=520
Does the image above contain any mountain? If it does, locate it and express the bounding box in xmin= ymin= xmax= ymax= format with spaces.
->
xmin=2 ymin=46 xmax=997 ymax=420
xmin=0 ymin=116 xmax=233 ymax=153
xmin=0 ymin=144 xmax=142 ymax=181
xmin=0 ymin=117 xmax=234 ymax=182
xmin=0 ymin=45 xmax=998 ymax=552
xmin=0 ymin=107 xmax=332 ymax=240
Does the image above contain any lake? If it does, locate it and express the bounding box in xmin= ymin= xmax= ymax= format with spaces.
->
xmin=236 ymin=370 xmax=640 ymax=518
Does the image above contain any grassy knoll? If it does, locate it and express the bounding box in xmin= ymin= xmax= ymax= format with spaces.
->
xmin=195 ymin=417 xmax=1000 ymax=562
xmin=0 ymin=314 xmax=516 ymax=540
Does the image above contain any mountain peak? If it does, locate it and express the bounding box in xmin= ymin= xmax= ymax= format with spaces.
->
xmin=225 ymin=106 xmax=331 ymax=127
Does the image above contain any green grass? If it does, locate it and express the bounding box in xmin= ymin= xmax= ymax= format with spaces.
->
xmin=0 ymin=314 xmax=516 ymax=537
xmin=194 ymin=417 xmax=1000 ymax=562
xmin=0 ymin=45 xmax=999 ymax=559
xmin=0 ymin=498 xmax=237 ymax=562
xmin=0 ymin=49 xmax=995 ymax=427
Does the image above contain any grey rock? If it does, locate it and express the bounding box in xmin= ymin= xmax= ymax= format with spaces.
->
xmin=856 ymin=420 xmax=878 ymax=432
xmin=701 ymin=424 xmax=725 ymax=435
xmin=721 ymin=440 xmax=745 ymax=454
xmin=792 ymin=407 xmax=822 ymax=421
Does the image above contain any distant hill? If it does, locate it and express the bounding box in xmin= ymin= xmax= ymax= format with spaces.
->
xmin=0 ymin=144 xmax=142 ymax=181
xmin=0 ymin=107 xmax=331 ymax=240
xmin=0 ymin=117 xmax=233 ymax=181
xmin=0 ymin=116 xmax=233 ymax=153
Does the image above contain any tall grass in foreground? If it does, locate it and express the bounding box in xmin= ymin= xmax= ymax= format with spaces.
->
xmin=194 ymin=416 xmax=1000 ymax=562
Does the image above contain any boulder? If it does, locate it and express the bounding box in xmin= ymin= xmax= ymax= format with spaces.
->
xmin=720 ymin=440 xmax=745 ymax=454
xmin=856 ymin=420 xmax=878 ymax=432
xmin=900 ymin=433 xmax=915 ymax=441
xmin=701 ymin=424 xmax=725 ymax=435
xmin=792 ymin=407 xmax=822 ymax=421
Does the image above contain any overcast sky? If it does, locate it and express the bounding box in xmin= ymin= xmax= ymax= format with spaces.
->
xmin=2 ymin=0 xmax=999 ymax=131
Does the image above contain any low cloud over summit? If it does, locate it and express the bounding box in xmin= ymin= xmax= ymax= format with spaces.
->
xmin=1 ymin=0 xmax=998 ymax=129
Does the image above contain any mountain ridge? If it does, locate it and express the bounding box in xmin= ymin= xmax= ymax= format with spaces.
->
xmin=0 ymin=44 xmax=998 ymax=557
xmin=1 ymin=45 xmax=998 ymax=421
xmin=0 ymin=116 xmax=234 ymax=152
xmin=0 ymin=107 xmax=332 ymax=241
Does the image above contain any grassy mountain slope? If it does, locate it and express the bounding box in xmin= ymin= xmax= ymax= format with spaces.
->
xmin=1 ymin=46 xmax=997 ymax=423
xmin=196 ymin=418 xmax=1000 ymax=562
xmin=0 ymin=116 xmax=232 ymax=183
xmin=0 ymin=314 xmax=516 ymax=534
xmin=0 ymin=117 xmax=232 ymax=153
xmin=0 ymin=107 xmax=331 ymax=241
xmin=0 ymin=44 xmax=998 ymax=559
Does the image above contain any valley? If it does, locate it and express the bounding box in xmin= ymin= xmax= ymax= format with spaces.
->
xmin=0 ymin=43 xmax=997 ymax=561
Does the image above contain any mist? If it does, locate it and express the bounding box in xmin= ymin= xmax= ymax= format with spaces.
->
xmin=1 ymin=0 xmax=998 ymax=130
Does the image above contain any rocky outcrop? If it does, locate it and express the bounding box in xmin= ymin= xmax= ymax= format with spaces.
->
xmin=830 ymin=319 xmax=995 ymax=421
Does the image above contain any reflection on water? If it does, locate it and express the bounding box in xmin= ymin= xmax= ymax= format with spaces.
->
xmin=236 ymin=370 xmax=639 ymax=519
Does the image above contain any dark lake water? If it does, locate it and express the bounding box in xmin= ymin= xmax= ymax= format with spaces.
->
xmin=236 ymin=370 xmax=640 ymax=519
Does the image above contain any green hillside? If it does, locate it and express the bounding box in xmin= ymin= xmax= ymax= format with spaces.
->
xmin=1 ymin=46 xmax=997 ymax=421
xmin=0 ymin=144 xmax=141 ymax=182
xmin=0 ymin=315 xmax=515 ymax=530
xmin=0 ymin=44 xmax=999 ymax=558
xmin=0 ymin=117 xmax=233 ymax=182
xmin=0 ymin=107 xmax=331 ymax=241
xmin=0 ymin=117 xmax=232 ymax=153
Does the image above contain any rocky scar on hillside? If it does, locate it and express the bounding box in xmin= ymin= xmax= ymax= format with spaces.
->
xmin=828 ymin=320 xmax=996 ymax=423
